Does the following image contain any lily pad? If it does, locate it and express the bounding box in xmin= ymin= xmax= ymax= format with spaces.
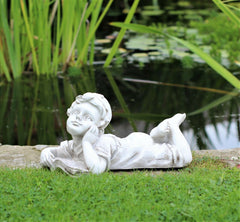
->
xmin=148 ymin=51 xmax=161 ymax=56
xmin=95 ymin=39 xmax=112 ymax=44
xmin=101 ymin=48 xmax=127 ymax=54
xmin=184 ymin=14 xmax=202 ymax=21
xmin=141 ymin=10 xmax=164 ymax=16
xmin=132 ymin=53 xmax=148 ymax=58
xmin=221 ymin=50 xmax=229 ymax=58
xmin=143 ymin=5 xmax=161 ymax=10
xmin=172 ymin=51 xmax=191 ymax=59
xmin=177 ymin=1 xmax=192 ymax=7
xmin=234 ymin=61 xmax=240 ymax=66
xmin=131 ymin=53 xmax=149 ymax=63
xmin=125 ymin=35 xmax=156 ymax=50
xmin=148 ymin=51 xmax=165 ymax=61
xmin=186 ymin=28 xmax=198 ymax=35
xmin=168 ymin=10 xmax=193 ymax=16
xmin=190 ymin=54 xmax=205 ymax=63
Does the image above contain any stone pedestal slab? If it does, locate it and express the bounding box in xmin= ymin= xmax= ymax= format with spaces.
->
xmin=0 ymin=145 xmax=239 ymax=169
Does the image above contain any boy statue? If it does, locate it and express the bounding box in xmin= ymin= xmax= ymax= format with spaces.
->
xmin=40 ymin=92 xmax=192 ymax=175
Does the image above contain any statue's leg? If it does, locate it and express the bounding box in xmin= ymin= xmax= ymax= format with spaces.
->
xmin=167 ymin=114 xmax=192 ymax=165
xmin=150 ymin=113 xmax=186 ymax=143
xmin=150 ymin=113 xmax=192 ymax=166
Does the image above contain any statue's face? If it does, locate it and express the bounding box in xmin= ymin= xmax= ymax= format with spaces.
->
xmin=66 ymin=102 xmax=101 ymax=137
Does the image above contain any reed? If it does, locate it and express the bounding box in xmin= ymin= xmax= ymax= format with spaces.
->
xmin=104 ymin=0 xmax=140 ymax=67
xmin=212 ymin=0 xmax=240 ymax=27
xmin=110 ymin=22 xmax=240 ymax=89
xmin=0 ymin=0 xmax=113 ymax=81
xmin=0 ymin=0 xmax=21 ymax=79
xmin=76 ymin=0 xmax=114 ymax=66
xmin=109 ymin=0 xmax=240 ymax=89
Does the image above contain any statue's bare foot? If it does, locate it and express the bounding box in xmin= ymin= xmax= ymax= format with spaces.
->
xmin=150 ymin=113 xmax=186 ymax=142
xmin=168 ymin=113 xmax=186 ymax=126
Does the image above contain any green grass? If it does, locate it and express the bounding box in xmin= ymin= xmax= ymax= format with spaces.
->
xmin=0 ymin=158 xmax=239 ymax=221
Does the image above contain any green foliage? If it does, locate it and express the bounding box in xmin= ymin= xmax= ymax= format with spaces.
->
xmin=181 ymin=55 xmax=195 ymax=69
xmin=0 ymin=0 xmax=22 ymax=79
xmin=213 ymin=0 xmax=240 ymax=27
xmin=110 ymin=7 xmax=240 ymax=68
xmin=0 ymin=161 xmax=239 ymax=221
xmin=168 ymin=34 xmax=240 ymax=89
xmin=0 ymin=0 xmax=113 ymax=81
xmin=190 ymin=13 xmax=240 ymax=64
xmin=104 ymin=69 xmax=137 ymax=131
xmin=104 ymin=0 xmax=140 ymax=67
xmin=110 ymin=22 xmax=240 ymax=89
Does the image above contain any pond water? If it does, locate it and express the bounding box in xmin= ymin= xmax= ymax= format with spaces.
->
xmin=0 ymin=60 xmax=239 ymax=150
xmin=0 ymin=1 xmax=239 ymax=149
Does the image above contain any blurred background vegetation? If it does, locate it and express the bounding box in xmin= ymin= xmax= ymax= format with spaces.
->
xmin=0 ymin=0 xmax=239 ymax=149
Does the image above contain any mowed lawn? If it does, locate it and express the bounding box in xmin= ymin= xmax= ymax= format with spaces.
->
xmin=0 ymin=157 xmax=239 ymax=222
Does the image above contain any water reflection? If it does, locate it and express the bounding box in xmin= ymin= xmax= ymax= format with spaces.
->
xmin=0 ymin=61 xmax=239 ymax=149
xmin=185 ymin=120 xmax=240 ymax=150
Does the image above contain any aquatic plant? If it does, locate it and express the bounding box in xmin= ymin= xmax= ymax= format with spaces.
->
xmin=188 ymin=10 xmax=240 ymax=65
xmin=104 ymin=0 xmax=140 ymax=67
xmin=110 ymin=0 xmax=240 ymax=89
xmin=0 ymin=0 xmax=114 ymax=81
xmin=213 ymin=0 xmax=240 ymax=27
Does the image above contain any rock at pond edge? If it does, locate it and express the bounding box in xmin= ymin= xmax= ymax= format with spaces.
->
xmin=0 ymin=145 xmax=239 ymax=169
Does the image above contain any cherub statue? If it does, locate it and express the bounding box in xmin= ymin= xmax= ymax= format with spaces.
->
xmin=40 ymin=92 xmax=192 ymax=175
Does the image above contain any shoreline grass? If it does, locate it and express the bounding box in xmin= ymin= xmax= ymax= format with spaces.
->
xmin=0 ymin=157 xmax=239 ymax=221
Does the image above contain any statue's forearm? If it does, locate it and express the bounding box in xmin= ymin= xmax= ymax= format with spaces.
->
xmin=82 ymin=141 xmax=107 ymax=174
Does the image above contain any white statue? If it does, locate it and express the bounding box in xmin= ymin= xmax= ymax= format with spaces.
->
xmin=40 ymin=92 xmax=192 ymax=175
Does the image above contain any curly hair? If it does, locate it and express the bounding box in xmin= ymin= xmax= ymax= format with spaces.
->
xmin=67 ymin=92 xmax=112 ymax=133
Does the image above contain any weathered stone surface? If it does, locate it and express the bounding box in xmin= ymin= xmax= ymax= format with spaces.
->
xmin=0 ymin=145 xmax=57 ymax=169
xmin=193 ymin=148 xmax=240 ymax=168
xmin=193 ymin=148 xmax=240 ymax=159
xmin=0 ymin=145 xmax=239 ymax=169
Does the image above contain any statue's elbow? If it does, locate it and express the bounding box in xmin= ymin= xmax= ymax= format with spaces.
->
xmin=90 ymin=161 xmax=107 ymax=174
xmin=91 ymin=166 xmax=105 ymax=174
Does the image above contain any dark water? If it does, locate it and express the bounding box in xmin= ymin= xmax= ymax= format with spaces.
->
xmin=0 ymin=60 xmax=239 ymax=149
xmin=0 ymin=1 xmax=239 ymax=149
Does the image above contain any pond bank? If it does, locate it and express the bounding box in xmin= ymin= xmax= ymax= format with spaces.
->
xmin=0 ymin=145 xmax=239 ymax=169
